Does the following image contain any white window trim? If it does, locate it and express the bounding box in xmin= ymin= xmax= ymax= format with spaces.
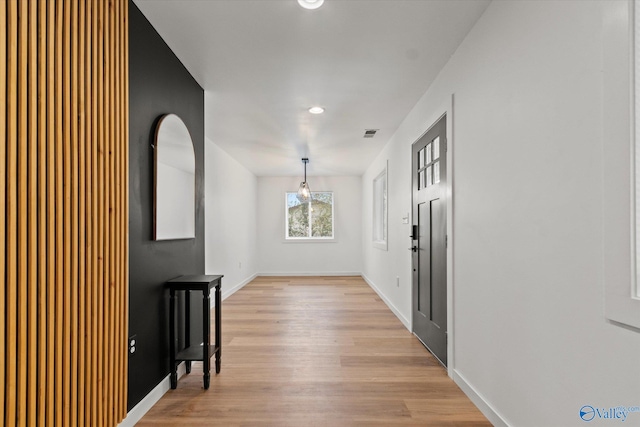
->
xmin=373 ymin=161 xmax=388 ymax=251
xmin=603 ymin=0 xmax=640 ymax=329
xmin=284 ymin=191 xmax=336 ymax=242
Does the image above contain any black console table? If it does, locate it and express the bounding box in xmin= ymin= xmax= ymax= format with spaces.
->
xmin=167 ymin=274 xmax=223 ymax=389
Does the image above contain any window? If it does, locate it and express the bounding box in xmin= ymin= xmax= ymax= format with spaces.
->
xmin=373 ymin=162 xmax=387 ymax=250
xmin=286 ymin=192 xmax=334 ymax=239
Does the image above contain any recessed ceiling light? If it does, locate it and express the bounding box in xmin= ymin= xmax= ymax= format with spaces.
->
xmin=298 ymin=0 xmax=324 ymax=10
xmin=309 ymin=106 xmax=324 ymax=114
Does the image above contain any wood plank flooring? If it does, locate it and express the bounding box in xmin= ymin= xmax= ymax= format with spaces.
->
xmin=137 ymin=276 xmax=491 ymax=426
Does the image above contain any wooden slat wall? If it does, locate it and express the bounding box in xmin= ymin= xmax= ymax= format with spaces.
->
xmin=1 ymin=0 xmax=129 ymax=425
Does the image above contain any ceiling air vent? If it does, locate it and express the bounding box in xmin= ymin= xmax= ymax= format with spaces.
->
xmin=363 ymin=129 xmax=378 ymax=138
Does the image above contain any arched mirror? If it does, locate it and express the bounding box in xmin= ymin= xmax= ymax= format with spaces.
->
xmin=154 ymin=114 xmax=196 ymax=240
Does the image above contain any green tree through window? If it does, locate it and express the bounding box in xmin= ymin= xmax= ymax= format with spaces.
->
xmin=286 ymin=192 xmax=334 ymax=239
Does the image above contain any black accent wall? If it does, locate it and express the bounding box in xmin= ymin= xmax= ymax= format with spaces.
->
xmin=128 ymin=2 xmax=205 ymax=410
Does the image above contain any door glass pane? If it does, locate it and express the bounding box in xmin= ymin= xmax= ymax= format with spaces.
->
xmin=433 ymin=137 xmax=440 ymax=160
xmin=434 ymin=161 xmax=440 ymax=184
xmin=418 ymin=148 xmax=425 ymax=169
xmin=426 ymin=165 xmax=433 ymax=187
xmin=426 ymin=143 xmax=432 ymax=164
xmin=419 ymin=170 xmax=425 ymax=189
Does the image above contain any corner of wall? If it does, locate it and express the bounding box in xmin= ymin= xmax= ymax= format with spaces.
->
xmin=452 ymin=370 xmax=509 ymax=427
xmin=362 ymin=274 xmax=411 ymax=330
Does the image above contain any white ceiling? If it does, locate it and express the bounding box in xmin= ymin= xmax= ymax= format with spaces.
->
xmin=134 ymin=0 xmax=491 ymax=177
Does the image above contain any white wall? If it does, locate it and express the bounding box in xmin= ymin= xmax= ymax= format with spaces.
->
xmin=258 ymin=176 xmax=361 ymax=275
xmin=205 ymin=137 xmax=258 ymax=296
xmin=362 ymin=152 xmax=414 ymax=328
xmin=362 ymin=1 xmax=640 ymax=426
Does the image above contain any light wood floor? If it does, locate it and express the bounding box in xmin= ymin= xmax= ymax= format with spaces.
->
xmin=137 ymin=276 xmax=491 ymax=426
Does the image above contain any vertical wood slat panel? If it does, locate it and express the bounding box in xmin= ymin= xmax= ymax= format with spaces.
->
xmin=18 ymin=0 xmax=29 ymax=424
xmin=3 ymin=2 xmax=129 ymax=425
xmin=97 ymin=0 xmax=103 ymax=421
xmin=97 ymin=0 xmax=105 ymax=424
xmin=120 ymin=0 xmax=129 ymax=414
xmin=6 ymin=1 xmax=18 ymax=424
xmin=77 ymin=1 xmax=87 ymax=425
xmin=106 ymin=0 xmax=114 ymax=423
xmin=27 ymin=0 xmax=38 ymax=425
xmin=114 ymin=2 xmax=129 ymax=422
xmin=122 ymin=0 xmax=129 ymax=412
xmin=0 ymin=0 xmax=7 ymax=423
xmin=62 ymin=1 xmax=72 ymax=425
xmin=54 ymin=0 xmax=63 ymax=424
xmin=45 ymin=1 xmax=55 ymax=425
xmin=112 ymin=0 xmax=120 ymax=416
xmin=81 ymin=0 xmax=93 ymax=423
xmin=90 ymin=1 xmax=99 ymax=423
xmin=114 ymin=0 xmax=123 ymax=415
xmin=18 ymin=2 xmax=29 ymax=418
xmin=103 ymin=0 xmax=111 ymax=422
xmin=89 ymin=0 xmax=99 ymax=423
xmin=113 ymin=0 xmax=119 ymax=417
xmin=36 ymin=0 xmax=48 ymax=425
xmin=69 ymin=1 xmax=79 ymax=425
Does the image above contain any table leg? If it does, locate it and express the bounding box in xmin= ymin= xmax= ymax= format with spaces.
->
xmin=203 ymin=288 xmax=211 ymax=389
xmin=169 ymin=289 xmax=177 ymax=389
xmin=215 ymin=282 xmax=221 ymax=374
xmin=185 ymin=290 xmax=191 ymax=374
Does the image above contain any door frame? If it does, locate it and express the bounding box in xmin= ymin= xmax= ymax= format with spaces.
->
xmin=410 ymin=94 xmax=455 ymax=376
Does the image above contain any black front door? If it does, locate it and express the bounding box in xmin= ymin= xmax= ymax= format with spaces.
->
xmin=411 ymin=114 xmax=447 ymax=366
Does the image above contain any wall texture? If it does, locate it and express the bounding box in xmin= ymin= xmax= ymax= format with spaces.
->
xmin=128 ymin=2 xmax=205 ymax=411
xmin=362 ymin=1 xmax=640 ymax=426
xmin=1 ymin=0 xmax=129 ymax=425
xmin=258 ymin=176 xmax=362 ymax=275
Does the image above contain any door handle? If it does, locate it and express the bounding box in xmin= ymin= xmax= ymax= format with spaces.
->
xmin=410 ymin=225 xmax=418 ymax=240
xmin=409 ymin=246 xmax=417 ymax=252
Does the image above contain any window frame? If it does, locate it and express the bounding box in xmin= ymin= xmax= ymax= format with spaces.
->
xmin=372 ymin=162 xmax=388 ymax=250
xmin=284 ymin=191 xmax=335 ymax=241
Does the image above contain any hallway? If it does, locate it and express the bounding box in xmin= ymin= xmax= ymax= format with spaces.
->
xmin=137 ymin=276 xmax=490 ymax=426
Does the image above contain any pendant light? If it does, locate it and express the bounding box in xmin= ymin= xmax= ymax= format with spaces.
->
xmin=297 ymin=158 xmax=312 ymax=203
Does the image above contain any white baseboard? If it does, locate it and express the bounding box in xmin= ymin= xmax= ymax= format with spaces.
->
xmin=453 ymin=369 xmax=509 ymax=427
xmin=223 ymin=273 xmax=258 ymax=300
xmin=361 ymin=276 xmax=503 ymax=426
xmin=122 ymin=274 xmax=258 ymax=425
xmin=209 ymin=273 xmax=258 ymax=309
xmin=120 ymin=272 xmax=414 ymax=426
xmin=118 ymin=362 xmax=186 ymax=427
xmin=257 ymin=271 xmax=362 ymax=277
xmin=361 ymin=274 xmax=411 ymax=331
xmin=123 ymin=274 xmax=258 ymax=425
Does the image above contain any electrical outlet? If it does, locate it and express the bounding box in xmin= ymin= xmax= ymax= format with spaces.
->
xmin=129 ymin=335 xmax=137 ymax=355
